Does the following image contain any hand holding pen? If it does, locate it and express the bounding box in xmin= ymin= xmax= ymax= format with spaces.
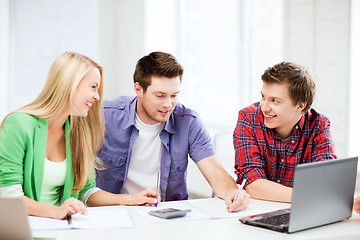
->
xmin=155 ymin=166 xmax=161 ymax=207
xmin=129 ymin=189 xmax=158 ymax=206
xmin=227 ymin=179 xmax=250 ymax=213
xmin=234 ymin=179 xmax=246 ymax=203
xmin=52 ymin=197 xmax=87 ymax=220
xmin=127 ymin=165 xmax=160 ymax=206
xmin=66 ymin=215 xmax=72 ymax=226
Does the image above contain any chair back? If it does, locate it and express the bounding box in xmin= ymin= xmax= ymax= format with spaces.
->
xmin=213 ymin=131 xmax=237 ymax=181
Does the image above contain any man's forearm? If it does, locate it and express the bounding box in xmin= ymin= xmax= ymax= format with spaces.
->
xmin=245 ymin=179 xmax=293 ymax=203
xmin=212 ymin=173 xmax=238 ymax=199
xmin=196 ymin=156 xmax=238 ymax=199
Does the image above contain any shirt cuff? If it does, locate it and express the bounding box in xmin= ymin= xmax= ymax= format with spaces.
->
xmin=238 ymin=167 xmax=266 ymax=186
xmin=0 ymin=184 xmax=24 ymax=198
xmin=79 ymin=187 xmax=101 ymax=206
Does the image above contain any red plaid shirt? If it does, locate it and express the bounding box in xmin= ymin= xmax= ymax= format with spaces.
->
xmin=233 ymin=102 xmax=336 ymax=187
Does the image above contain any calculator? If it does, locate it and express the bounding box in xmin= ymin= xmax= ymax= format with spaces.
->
xmin=148 ymin=208 xmax=191 ymax=219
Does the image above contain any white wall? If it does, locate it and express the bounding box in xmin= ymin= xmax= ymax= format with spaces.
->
xmin=0 ymin=0 xmax=10 ymax=120
xmin=99 ymin=0 xmax=146 ymax=98
xmin=1 ymin=0 xmax=101 ymax=121
xmin=349 ymin=0 xmax=360 ymax=196
xmin=349 ymin=0 xmax=360 ymax=158
xmin=99 ymin=0 xmax=180 ymax=99
xmin=284 ymin=0 xmax=351 ymax=158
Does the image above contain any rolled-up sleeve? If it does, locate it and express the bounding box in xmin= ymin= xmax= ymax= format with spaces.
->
xmin=0 ymin=114 xmax=29 ymax=187
xmin=312 ymin=118 xmax=337 ymax=161
xmin=79 ymin=187 xmax=101 ymax=206
xmin=233 ymin=110 xmax=266 ymax=186
xmin=0 ymin=184 xmax=24 ymax=197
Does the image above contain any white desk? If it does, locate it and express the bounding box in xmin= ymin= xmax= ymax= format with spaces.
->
xmin=32 ymin=198 xmax=360 ymax=240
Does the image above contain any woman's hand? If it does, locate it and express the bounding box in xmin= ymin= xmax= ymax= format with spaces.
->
xmin=51 ymin=197 xmax=87 ymax=219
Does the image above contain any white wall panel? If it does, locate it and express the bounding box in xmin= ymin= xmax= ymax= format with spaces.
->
xmin=284 ymin=0 xmax=351 ymax=157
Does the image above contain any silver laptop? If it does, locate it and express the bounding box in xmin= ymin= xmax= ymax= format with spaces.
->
xmin=239 ymin=157 xmax=358 ymax=233
xmin=0 ymin=197 xmax=54 ymax=240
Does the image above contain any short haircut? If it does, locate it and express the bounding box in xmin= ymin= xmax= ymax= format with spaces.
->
xmin=261 ymin=61 xmax=316 ymax=113
xmin=133 ymin=51 xmax=184 ymax=92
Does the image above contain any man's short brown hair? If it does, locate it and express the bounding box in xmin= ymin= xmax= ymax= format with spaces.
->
xmin=261 ymin=61 xmax=316 ymax=113
xmin=133 ymin=52 xmax=184 ymax=92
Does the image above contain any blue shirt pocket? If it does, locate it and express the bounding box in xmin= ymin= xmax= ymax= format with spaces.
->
xmin=169 ymin=159 xmax=188 ymax=174
xmin=98 ymin=150 xmax=127 ymax=168
xmin=96 ymin=150 xmax=128 ymax=194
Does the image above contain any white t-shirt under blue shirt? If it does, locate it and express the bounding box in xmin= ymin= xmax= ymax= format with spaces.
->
xmin=122 ymin=114 xmax=165 ymax=195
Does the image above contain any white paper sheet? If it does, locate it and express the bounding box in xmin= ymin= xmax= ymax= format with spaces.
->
xmin=29 ymin=206 xmax=134 ymax=230
xmin=187 ymin=198 xmax=264 ymax=218
xmin=129 ymin=201 xmax=210 ymax=223
xmin=29 ymin=216 xmax=69 ymax=230
xmin=129 ymin=198 xmax=264 ymax=223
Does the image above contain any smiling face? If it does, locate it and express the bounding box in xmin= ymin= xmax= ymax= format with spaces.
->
xmin=73 ymin=67 xmax=101 ymax=117
xmin=135 ymin=76 xmax=181 ymax=125
xmin=260 ymin=82 xmax=306 ymax=139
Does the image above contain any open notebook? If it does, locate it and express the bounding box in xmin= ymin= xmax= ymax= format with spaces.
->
xmin=0 ymin=197 xmax=134 ymax=240
xmin=29 ymin=206 xmax=134 ymax=230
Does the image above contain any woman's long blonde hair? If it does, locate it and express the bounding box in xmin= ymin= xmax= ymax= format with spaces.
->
xmin=2 ymin=52 xmax=105 ymax=192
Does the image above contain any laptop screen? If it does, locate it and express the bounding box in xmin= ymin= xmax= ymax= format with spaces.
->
xmin=288 ymin=157 xmax=358 ymax=232
xmin=0 ymin=197 xmax=33 ymax=240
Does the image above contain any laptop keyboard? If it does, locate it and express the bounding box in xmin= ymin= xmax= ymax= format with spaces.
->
xmin=255 ymin=212 xmax=290 ymax=225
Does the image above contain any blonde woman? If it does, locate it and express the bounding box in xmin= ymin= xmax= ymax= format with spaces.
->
xmin=0 ymin=52 xmax=157 ymax=220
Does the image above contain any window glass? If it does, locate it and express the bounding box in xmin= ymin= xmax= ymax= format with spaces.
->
xmin=179 ymin=0 xmax=284 ymax=131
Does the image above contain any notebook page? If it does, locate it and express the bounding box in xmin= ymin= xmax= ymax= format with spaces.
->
xmin=29 ymin=206 xmax=134 ymax=230
xmin=70 ymin=207 xmax=134 ymax=229
xmin=187 ymin=198 xmax=265 ymax=219
xmin=29 ymin=216 xmax=69 ymax=230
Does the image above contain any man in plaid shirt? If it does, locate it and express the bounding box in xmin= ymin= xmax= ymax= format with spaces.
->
xmin=233 ymin=62 xmax=336 ymax=202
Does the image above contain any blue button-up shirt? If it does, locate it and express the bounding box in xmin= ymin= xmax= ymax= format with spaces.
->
xmin=96 ymin=96 xmax=215 ymax=201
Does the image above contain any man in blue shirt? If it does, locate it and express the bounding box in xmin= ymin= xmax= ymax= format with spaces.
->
xmin=96 ymin=52 xmax=249 ymax=212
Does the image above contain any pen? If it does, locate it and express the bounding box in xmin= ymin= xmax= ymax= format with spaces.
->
xmin=233 ymin=178 xmax=246 ymax=203
xmin=66 ymin=215 xmax=72 ymax=226
xmin=155 ymin=167 xmax=160 ymax=207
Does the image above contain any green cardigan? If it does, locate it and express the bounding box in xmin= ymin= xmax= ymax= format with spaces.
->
xmin=0 ymin=112 xmax=94 ymax=203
